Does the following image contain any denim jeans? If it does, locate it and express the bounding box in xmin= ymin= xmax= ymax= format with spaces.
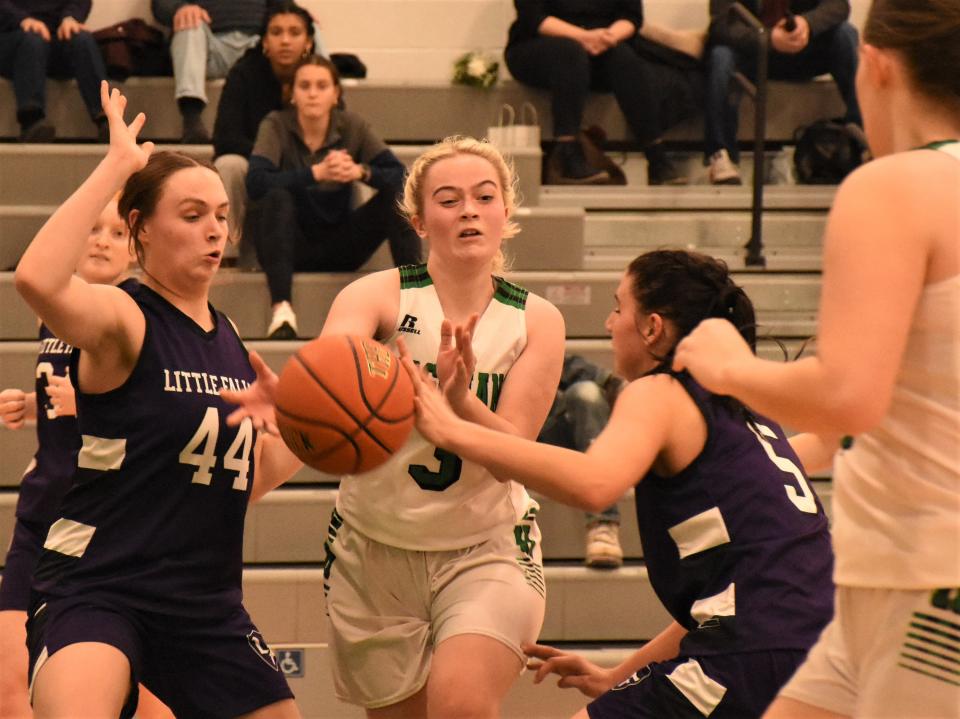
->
xmin=537 ymin=380 xmax=620 ymax=525
xmin=704 ymin=22 xmax=862 ymax=162
xmin=0 ymin=28 xmax=106 ymax=124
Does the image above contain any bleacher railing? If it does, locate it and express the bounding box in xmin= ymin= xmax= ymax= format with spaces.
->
xmin=729 ymin=2 xmax=769 ymax=267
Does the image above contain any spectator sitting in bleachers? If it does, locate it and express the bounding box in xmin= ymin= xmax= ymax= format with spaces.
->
xmin=213 ymin=1 xmax=316 ymax=269
xmin=151 ymin=0 xmax=275 ymax=143
xmin=246 ymin=56 xmax=421 ymax=339
xmin=504 ymin=0 xmax=702 ymax=186
xmin=705 ymin=0 xmax=863 ymax=185
xmin=537 ymin=354 xmax=627 ymax=569
xmin=0 ymin=0 xmax=108 ymax=142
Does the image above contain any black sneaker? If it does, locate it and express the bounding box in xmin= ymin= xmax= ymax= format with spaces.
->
xmin=181 ymin=122 xmax=211 ymax=144
xmin=646 ymin=143 xmax=687 ymax=186
xmin=20 ymin=119 xmax=56 ymax=143
xmin=548 ymin=141 xmax=610 ymax=185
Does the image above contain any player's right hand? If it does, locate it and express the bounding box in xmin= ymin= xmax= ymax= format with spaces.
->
xmin=0 ymin=388 xmax=27 ymax=430
xmin=221 ymin=351 xmax=280 ymax=435
xmin=523 ymin=643 xmax=616 ymax=699
xmin=100 ymin=81 xmax=154 ymax=177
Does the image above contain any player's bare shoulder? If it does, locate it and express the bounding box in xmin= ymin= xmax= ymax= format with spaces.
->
xmin=325 ymin=268 xmax=402 ymax=339
xmin=523 ymin=289 xmax=566 ymax=340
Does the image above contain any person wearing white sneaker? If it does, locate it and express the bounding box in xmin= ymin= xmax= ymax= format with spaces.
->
xmin=704 ymin=0 xmax=863 ymax=186
xmin=267 ymin=299 xmax=298 ymax=339
xmin=584 ymin=521 xmax=623 ymax=569
xmin=708 ymin=148 xmax=742 ymax=185
xmin=537 ymin=354 xmax=626 ymax=569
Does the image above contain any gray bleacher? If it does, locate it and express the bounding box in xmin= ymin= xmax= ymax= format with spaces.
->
xmin=0 ymin=2 xmax=843 ymax=714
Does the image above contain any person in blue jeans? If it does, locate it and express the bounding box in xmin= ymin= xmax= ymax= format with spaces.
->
xmin=537 ymin=354 xmax=626 ymax=568
xmin=704 ymin=0 xmax=863 ymax=184
xmin=0 ymin=0 xmax=108 ymax=141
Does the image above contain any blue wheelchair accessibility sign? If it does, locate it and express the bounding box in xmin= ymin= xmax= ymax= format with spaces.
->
xmin=278 ymin=649 xmax=305 ymax=678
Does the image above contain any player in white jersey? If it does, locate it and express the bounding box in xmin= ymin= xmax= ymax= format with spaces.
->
xmin=674 ymin=1 xmax=960 ymax=716
xmin=227 ymin=136 xmax=565 ymax=717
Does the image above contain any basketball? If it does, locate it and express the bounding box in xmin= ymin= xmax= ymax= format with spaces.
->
xmin=275 ymin=335 xmax=416 ymax=475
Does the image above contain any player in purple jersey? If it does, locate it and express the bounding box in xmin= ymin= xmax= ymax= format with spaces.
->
xmin=403 ymin=249 xmax=835 ymax=719
xmin=675 ymin=2 xmax=960 ymax=716
xmin=0 ymin=197 xmax=143 ymax=719
xmin=12 ymin=83 xmax=302 ymax=719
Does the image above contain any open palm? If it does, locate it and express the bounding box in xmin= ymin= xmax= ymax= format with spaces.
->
xmin=100 ymin=81 xmax=154 ymax=175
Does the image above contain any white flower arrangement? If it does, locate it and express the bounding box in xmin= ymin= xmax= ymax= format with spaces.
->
xmin=452 ymin=51 xmax=499 ymax=89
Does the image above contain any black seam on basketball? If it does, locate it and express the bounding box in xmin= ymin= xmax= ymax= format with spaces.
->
xmin=276 ymin=405 xmax=357 ymax=462
xmin=346 ymin=339 xmax=413 ymax=423
xmin=294 ymin=347 xmax=395 ymax=456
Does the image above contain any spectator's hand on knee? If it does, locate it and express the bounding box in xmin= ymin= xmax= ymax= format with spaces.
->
xmin=173 ymin=4 xmax=212 ymax=32
xmin=56 ymin=16 xmax=85 ymax=41
xmin=20 ymin=17 xmax=51 ymax=41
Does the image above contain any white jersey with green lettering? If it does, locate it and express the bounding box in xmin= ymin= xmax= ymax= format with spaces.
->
xmin=335 ymin=264 xmax=538 ymax=550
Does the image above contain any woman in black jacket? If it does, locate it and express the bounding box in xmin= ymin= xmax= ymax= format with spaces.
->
xmin=505 ymin=0 xmax=686 ymax=185
xmin=212 ymin=1 xmax=316 ymax=266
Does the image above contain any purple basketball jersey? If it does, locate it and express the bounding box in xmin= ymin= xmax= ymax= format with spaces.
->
xmin=33 ymin=282 xmax=256 ymax=617
xmin=635 ymin=373 xmax=834 ymax=656
xmin=14 ymin=324 xmax=81 ymax=526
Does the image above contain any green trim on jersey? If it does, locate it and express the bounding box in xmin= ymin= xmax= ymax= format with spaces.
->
xmin=920 ymin=140 xmax=959 ymax=151
xmin=493 ymin=276 xmax=529 ymax=310
xmin=399 ymin=264 xmax=432 ymax=289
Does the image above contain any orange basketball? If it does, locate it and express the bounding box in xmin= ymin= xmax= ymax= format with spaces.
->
xmin=275 ymin=335 xmax=415 ymax=475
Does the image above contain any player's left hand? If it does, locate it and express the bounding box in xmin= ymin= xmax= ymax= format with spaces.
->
xmin=47 ymin=372 xmax=76 ymax=417
xmin=523 ymin=643 xmax=616 ymax=698
xmin=221 ymin=351 xmax=280 ymax=435
xmin=436 ymin=315 xmax=477 ymax=412
xmin=398 ymin=336 xmax=461 ymax=448
xmin=672 ymin=318 xmax=754 ymax=395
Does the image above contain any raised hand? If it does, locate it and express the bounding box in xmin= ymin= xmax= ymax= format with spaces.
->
xmin=523 ymin=643 xmax=616 ymax=699
xmin=397 ymin=336 xmax=460 ymax=448
xmin=221 ymin=351 xmax=280 ymax=435
xmin=100 ymin=81 xmax=154 ymax=176
xmin=0 ymin=388 xmax=28 ymax=429
xmin=47 ymin=373 xmax=77 ymax=417
xmin=435 ymin=314 xmax=478 ymax=411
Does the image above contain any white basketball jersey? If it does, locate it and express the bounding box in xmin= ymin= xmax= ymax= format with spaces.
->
xmin=833 ymin=141 xmax=960 ymax=588
xmin=336 ymin=265 xmax=538 ymax=550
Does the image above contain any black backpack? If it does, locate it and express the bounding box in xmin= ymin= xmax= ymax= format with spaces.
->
xmin=793 ymin=119 xmax=868 ymax=184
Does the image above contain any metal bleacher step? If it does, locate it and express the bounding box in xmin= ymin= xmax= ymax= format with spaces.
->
xmin=0 ymin=478 xmax=834 ymax=566
xmin=241 ymin=563 xmax=672 ymax=645
xmin=583 ymin=210 xmax=826 ymax=272
xmin=0 ymin=143 xmax=543 ymax=212
xmin=539 ymin=184 xmax=838 ymax=211
xmin=0 ymin=202 xmax=581 ymax=273
xmin=241 ymin=642 xmax=638 ymax=719
xmin=0 ymin=270 xmax=821 ymax=341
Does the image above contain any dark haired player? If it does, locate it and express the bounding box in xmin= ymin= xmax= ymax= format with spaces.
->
xmin=404 ymin=249 xmax=835 ymax=719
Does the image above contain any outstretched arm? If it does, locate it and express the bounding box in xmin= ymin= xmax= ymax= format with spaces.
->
xmin=525 ymin=622 xmax=686 ymax=698
xmin=15 ymin=82 xmax=152 ymax=357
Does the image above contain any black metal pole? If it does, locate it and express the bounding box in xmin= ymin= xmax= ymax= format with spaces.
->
xmin=729 ymin=2 xmax=768 ymax=267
